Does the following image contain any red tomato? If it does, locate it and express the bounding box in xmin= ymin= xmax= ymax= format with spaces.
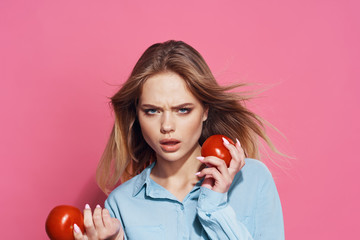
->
xmin=201 ymin=135 xmax=235 ymax=167
xmin=45 ymin=205 xmax=84 ymax=240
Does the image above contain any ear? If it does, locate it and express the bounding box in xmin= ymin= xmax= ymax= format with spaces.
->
xmin=202 ymin=105 xmax=209 ymax=122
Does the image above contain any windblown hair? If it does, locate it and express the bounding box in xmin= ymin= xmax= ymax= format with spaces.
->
xmin=97 ymin=40 xmax=279 ymax=195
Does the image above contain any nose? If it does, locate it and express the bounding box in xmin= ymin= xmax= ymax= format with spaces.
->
xmin=160 ymin=112 xmax=175 ymax=134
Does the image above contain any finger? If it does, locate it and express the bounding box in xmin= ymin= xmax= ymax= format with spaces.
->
xmin=224 ymin=138 xmax=245 ymax=172
xmin=235 ymin=138 xmax=245 ymax=156
xmin=83 ymin=204 xmax=97 ymax=238
xmin=235 ymin=138 xmax=246 ymax=168
xmin=236 ymin=138 xmax=248 ymax=157
xmin=197 ymin=167 xmax=231 ymax=193
xmin=196 ymin=167 xmax=224 ymax=182
xmin=73 ymin=223 xmax=84 ymax=240
xmin=102 ymin=208 xmax=113 ymax=229
xmin=102 ymin=209 xmax=121 ymax=235
xmin=222 ymin=137 xmax=241 ymax=163
xmin=201 ymin=177 xmax=215 ymax=190
xmin=197 ymin=156 xmax=228 ymax=173
xmin=93 ymin=205 xmax=105 ymax=230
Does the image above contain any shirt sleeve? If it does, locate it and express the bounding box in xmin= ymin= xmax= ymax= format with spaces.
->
xmin=196 ymin=167 xmax=284 ymax=240
xmin=253 ymin=169 xmax=285 ymax=239
xmin=197 ymin=187 xmax=253 ymax=240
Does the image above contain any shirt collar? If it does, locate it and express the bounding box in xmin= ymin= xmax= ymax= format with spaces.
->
xmin=132 ymin=161 xmax=178 ymax=201
xmin=132 ymin=161 xmax=155 ymax=197
xmin=132 ymin=161 xmax=203 ymax=201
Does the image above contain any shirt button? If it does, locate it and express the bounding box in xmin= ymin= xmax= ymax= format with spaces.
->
xmin=180 ymin=205 xmax=184 ymax=210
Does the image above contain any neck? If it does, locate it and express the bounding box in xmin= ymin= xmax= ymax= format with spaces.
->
xmin=151 ymin=144 xmax=203 ymax=182
xmin=150 ymin=144 xmax=205 ymax=202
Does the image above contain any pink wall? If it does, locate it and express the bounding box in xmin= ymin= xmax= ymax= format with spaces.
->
xmin=1 ymin=0 xmax=359 ymax=239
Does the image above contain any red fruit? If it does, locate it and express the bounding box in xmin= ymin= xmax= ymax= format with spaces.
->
xmin=45 ymin=205 xmax=84 ymax=240
xmin=201 ymin=135 xmax=235 ymax=167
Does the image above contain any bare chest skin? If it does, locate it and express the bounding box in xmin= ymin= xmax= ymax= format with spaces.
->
xmin=150 ymin=173 xmax=200 ymax=202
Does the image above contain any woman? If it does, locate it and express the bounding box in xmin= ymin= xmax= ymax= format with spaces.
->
xmin=74 ymin=40 xmax=284 ymax=240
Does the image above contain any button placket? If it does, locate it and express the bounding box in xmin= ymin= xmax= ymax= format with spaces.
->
xmin=177 ymin=203 xmax=189 ymax=239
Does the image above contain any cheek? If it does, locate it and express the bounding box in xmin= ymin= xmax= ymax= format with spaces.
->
xmin=181 ymin=116 xmax=204 ymax=139
xmin=138 ymin=117 xmax=152 ymax=138
xmin=138 ymin=117 xmax=161 ymax=152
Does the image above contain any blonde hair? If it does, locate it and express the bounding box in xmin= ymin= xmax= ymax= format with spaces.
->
xmin=97 ymin=40 xmax=280 ymax=195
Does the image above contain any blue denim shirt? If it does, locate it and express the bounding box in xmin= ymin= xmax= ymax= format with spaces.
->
xmin=105 ymin=158 xmax=284 ymax=239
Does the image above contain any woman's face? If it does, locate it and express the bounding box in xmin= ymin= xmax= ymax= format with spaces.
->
xmin=137 ymin=71 xmax=208 ymax=163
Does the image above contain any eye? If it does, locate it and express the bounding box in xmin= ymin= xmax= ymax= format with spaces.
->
xmin=144 ymin=109 xmax=159 ymax=115
xmin=178 ymin=108 xmax=192 ymax=114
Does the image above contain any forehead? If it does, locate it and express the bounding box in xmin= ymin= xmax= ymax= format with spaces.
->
xmin=140 ymin=72 xmax=199 ymax=105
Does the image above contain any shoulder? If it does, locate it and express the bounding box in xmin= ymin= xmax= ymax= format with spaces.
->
xmin=229 ymin=158 xmax=280 ymax=208
xmin=243 ymin=158 xmax=272 ymax=177
xmin=231 ymin=158 xmax=274 ymax=189
xmin=107 ymin=174 xmax=142 ymax=202
xmin=107 ymin=162 xmax=154 ymax=204
xmin=105 ymin=172 xmax=148 ymax=219
xmin=241 ymin=158 xmax=279 ymax=196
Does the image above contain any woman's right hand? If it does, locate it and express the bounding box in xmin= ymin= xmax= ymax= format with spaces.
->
xmin=73 ymin=204 xmax=124 ymax=240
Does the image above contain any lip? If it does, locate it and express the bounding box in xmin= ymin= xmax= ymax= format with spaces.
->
xmin=159 ymin=138 xmax=181 ymax=152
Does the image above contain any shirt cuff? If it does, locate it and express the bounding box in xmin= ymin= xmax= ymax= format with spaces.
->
xmin=198 ymin=187 xmax=228 ymax=213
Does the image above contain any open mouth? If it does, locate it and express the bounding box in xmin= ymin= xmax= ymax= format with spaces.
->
xmin=161 ymin=141 xmax=180 ymax=145
xmin=160 ymin=139 xmax=181 ymax=152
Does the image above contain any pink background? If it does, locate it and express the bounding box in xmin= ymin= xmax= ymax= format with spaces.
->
xmin=1 ymin=0 xmax=359 ymax=239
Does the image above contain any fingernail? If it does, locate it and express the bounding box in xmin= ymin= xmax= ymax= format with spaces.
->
xmin=195 ymin=172 xmax=201 ymax=176
xmin=74 ymin=223 xmax=81 ymax=233
xmin=236 ymin=138 xmax=241 ymax=147
xmin=96 ymin=204 xmax=101 ymax=208
xmin=222 ymin=137 xmax=230 ymax=145
xmin=196 ymin=156 xmax=205 ymax=161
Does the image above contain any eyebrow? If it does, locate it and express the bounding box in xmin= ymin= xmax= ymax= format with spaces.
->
xmin=140 ymin=103 xmax=195 ymax=110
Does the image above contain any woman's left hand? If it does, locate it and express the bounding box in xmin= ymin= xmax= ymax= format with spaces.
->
xmin=196 ymin=138 xmax=246 ymax=193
